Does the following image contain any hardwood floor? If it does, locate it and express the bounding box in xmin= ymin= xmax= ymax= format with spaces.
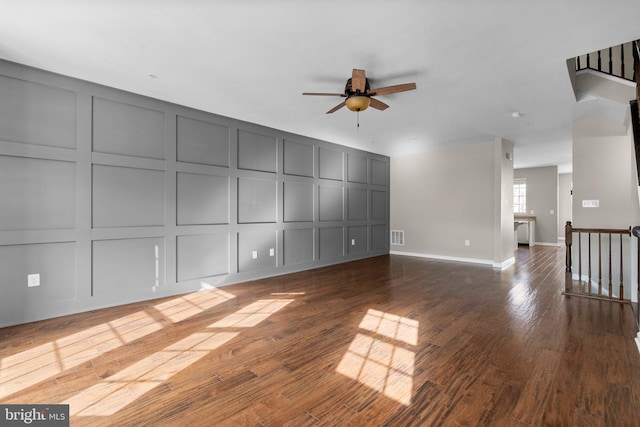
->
xmin=1 ymin=246 xmax=639 ymax=426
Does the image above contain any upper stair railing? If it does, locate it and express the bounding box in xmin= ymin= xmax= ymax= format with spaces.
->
xmin=576 ymin=41 xmax=638 ymax=82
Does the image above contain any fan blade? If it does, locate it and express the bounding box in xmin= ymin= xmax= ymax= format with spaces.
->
xmin=370 ymin=83 xmax=416 ymax=96
xmin=369 ymin=97 xmax=389 ymax=111
xmin=302 ymin=92 xmax=346 ymax=96
xmin=326 ymin=102 xmax=346 ymax=114
xmin=352 ymin=69 xmax=366 ymax=93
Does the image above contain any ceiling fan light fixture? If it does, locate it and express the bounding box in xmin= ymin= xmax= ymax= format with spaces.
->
xmin=345 ymin=95 xmax=371 ymax=112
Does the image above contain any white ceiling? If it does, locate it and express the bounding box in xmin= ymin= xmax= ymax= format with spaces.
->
xmin=2 ymin=1 xmax=640 ymax=173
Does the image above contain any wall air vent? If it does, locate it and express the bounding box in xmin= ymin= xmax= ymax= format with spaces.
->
xmin=391 ymin=230 xmax=405 ymax=246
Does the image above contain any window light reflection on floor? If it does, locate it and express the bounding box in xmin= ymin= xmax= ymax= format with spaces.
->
xmin=65 ymin=298 xmax=294 ymax=417
xmin=154 ymin=287 xmax=235 ymax=323
xmin=0 ymin=310 xmax=162 ymax=399
xmin=66 ymin=331 xmax=239 ymax=416
xmin=337 ymin=309 xmax=418 ymax=406
xmin=209 ymin=299 xmax=293 ymax=328
xmin=0 ymin=288 xmax=236 ymax=400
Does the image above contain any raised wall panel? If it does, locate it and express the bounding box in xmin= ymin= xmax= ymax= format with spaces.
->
xmin=238 ymin=231 xmax=277 ymax=272
xmin=284 ymin=228 xmax=314 ymax=265
xmin=238 ymin=129 xmax=277 ymax=173
xmin=371 ymin=159 xmax=387 ymax=186
xmin=0 ymin=242 xmax=76 ymax=325
xmin=0 ymin=76 xmax=76 ymax=148
xmin=93 ymin=97 xmax=165 ymax=159
xmin=371 ymin=190 xmax=387 ymax=220
xmin=237 ymin=178 xmax=277 ymax=223
xmin=347 ymin=154 xmax=367 ymax=183
xmin=319 ymin=227 xmax=343 ymax=259
xmin=93 ymin=165 xmax=165 ymax=228
xmin=318 ymin=185 xmax=343 ymax=222
xmin=348 ymin=188 xmax=368 ymax=221
xmin=0 ymin=156 xmax=75 ymax=230
xmin=318 ymin=148 xmax=343 ymax=181
xmin=0 ymin=59 xmax=390 ymax=327
xmin=348 ymin=226 xmax=368 ymax=254
xmin=283 ymin=140 xmax=314 ymax=177
xmin=177 ymin=173 xmax=229 ymax=225
xmin=371 ymin=224 xmax=388 ymax=251
xmin=176 ymin=116 xmax=230 ymax=167
xmin=177 ymin=234 xmax=229 ymax=281
xmin=283 ymin=182 xmax=314 ymax=222
xmin=93 ymin=237 xmax=165 ymax=296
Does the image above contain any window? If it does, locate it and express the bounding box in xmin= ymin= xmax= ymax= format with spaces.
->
xmin=513 ymin=178 xmax=526 ymax=214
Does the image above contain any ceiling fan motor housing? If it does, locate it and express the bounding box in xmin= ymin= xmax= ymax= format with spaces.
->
xmin=345 ymin=77 xmax=371 ymax=95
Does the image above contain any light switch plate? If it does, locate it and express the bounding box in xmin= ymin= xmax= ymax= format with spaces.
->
xmin=28 ymin=273 xmax=40 ymax=287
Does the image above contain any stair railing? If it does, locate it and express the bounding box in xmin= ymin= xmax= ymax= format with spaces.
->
xmin=576 ymin=41 xmax=637 ymax=82
xmin=564 ymin=221 xmax=634 ymax=302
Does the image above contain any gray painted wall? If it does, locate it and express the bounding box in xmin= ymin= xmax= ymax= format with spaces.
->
xmin=514 ymin=166 xmax=559 ymax=245
xmin=0 ymin=60 xmax=389 ymax=327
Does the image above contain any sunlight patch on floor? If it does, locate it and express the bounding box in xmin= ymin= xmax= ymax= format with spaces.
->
xmin=337 ymin=309 xmax=418 ymax=406
xmin=0 ymin=310 xmax=161 ymax=399
xmin=67 ymin=298 xmax=294 ymax=417
xmin=209 ymin=299 xmax=293 ymax=328
xmin=66 ymin=331 xmax=238 ymax=416
xmin=154 ymin=288 xmax=235 ymax=323
xmin=359 ymin=309 xmax=418 ymax=346
xmin=0 ymin=288 xmax=237 ymax=399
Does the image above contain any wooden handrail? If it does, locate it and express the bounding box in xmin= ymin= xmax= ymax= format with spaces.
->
xmin=569 ymin=226 xmax=630 ymax=234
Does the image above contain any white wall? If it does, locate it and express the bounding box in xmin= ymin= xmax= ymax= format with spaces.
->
xmin=390 ymin=138 xmax=514 ymax=267
xmin=558 ymin=173 xmax=572 ymax=240
xmin=572 ymin=116 xmax=640 ymax=300
xmin=514 ymin=166 xmax=559 ymax=245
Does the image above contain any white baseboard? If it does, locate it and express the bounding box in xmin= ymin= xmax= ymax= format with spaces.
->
xmin=495 ymin=257 xmax=515 ymax=270
xmin=390 ymin=250 xmax=515 ymax=270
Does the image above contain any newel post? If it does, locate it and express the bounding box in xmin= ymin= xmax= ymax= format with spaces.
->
xmin=565 ymin=221 xmax=573 ymax=273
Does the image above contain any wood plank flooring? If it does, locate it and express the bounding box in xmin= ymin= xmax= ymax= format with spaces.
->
xmin=1 ymin=246 xmax=639 ymax=426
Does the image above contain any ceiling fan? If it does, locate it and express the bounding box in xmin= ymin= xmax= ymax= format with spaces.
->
xmin=302 ymin=68 xmax=417 ymax=114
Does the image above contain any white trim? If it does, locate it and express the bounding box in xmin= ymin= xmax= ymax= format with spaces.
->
xmin=494 ymin=257 xmax=515 ymax=270
xmin=391 ymin=250 xmax=501 ymax=267
xmin=576 ymin=68 xmax=636 ymax=87
xmin=534 ymin=242 xmax=562 ymax=247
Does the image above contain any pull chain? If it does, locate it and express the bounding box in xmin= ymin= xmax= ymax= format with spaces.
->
xmin=356 ymin=110 xmax=360 ymax=132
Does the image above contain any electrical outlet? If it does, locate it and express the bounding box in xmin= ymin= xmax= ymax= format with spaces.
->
xmin=252 ymin=250 xmax=258 ymax=259
xmin=351 ymin=239 xmax=356 ymax=246
xmin=269 ymin=248 xmax=274 ymax=256
xmin=28 ymin=273 xmax=40 ymax=287
xmin=550 ymin=210 xmax=554 ymax=215
xmin=465 ymin=240 xmax=470 ymax=247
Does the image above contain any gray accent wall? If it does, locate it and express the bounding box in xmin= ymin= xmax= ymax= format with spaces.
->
xmin=0 ymin=59 xmax=390 ymax=327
